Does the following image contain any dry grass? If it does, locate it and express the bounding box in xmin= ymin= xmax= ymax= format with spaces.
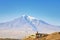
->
xmin=23 ymin=32 xmax=60 ymax=40
xmin=0 ymin=38 xmax=19 ymax=40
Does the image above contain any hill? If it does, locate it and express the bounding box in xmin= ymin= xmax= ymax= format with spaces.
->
xmin=0 ymin=38 xmax=19 ymax=40
xmin=46 ymin=32 xmax=60 ymax=40
xmin=23 ymin=32 xmax=60 ymax=40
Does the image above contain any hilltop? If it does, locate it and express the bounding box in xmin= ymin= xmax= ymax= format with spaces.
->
xmin=23 ymin=32 xmax=60 ymax=40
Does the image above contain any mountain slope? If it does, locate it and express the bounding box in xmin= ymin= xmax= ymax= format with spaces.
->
xmin=0 ymin=15 xmax=60 ymax=39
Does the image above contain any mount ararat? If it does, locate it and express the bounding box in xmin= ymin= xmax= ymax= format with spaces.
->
xmin=0 ymin=15 xmax=60 ymax=39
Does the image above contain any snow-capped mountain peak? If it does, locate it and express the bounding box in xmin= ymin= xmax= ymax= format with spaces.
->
xmin=0 ymin=15 xmax=60 ymax=39
xmin=27 ymin=16 xmax=36 ymax=21
xmin=21 ymin=15 xmax=36 ymax=22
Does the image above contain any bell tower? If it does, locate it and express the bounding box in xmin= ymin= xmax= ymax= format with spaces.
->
xmin=36 ymin=31 xmax=40 ymax=38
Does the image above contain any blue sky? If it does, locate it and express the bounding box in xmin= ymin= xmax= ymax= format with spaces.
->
xmin=0 ymin=0 xmax=60 ymax=26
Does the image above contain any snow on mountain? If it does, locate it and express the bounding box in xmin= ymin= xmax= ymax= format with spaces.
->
xmin=0 ymin=15 xmax=60 ymax=39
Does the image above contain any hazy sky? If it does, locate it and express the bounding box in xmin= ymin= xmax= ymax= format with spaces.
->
xmin=0 ymin=0 xmax=60 ymax=26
